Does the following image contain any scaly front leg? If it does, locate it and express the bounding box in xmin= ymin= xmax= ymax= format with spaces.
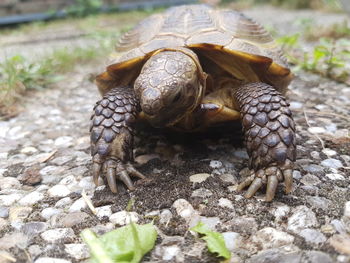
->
xmin=235 ymin=83 xmax=296 ymax=201
xmin=90 ymin=86 xmax=145 ymax=193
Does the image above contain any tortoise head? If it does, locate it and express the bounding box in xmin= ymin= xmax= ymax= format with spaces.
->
xmin=134 ymin=49 xmax=204 ymax=127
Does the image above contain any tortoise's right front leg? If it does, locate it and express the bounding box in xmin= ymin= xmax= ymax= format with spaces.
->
xmin=90 ymin=86 xmax=145 ymax=193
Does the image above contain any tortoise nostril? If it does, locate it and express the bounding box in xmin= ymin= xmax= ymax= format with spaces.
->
xmin=141 ymin=88 xmax=162 ymax=116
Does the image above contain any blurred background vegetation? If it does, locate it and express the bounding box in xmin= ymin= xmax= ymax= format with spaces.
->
xmin=0 ymin=0 xmax=348 ymax=118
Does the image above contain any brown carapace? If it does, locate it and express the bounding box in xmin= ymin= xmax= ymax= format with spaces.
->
xmin=90 ymin=4 xmax=296 ymax=201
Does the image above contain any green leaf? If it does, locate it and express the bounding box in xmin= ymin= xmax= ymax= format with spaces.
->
xmin=191 ymin=222 xmax=231 ymax=260
xmin=81 ymin=222 xmax=157 ymax=263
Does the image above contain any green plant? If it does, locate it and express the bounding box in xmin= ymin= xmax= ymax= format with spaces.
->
xmin=277 ymin=33 xmax=350 ymax=83
xmin=81 ymin=222 xmax=157 ymax=263
xmin=66 ymin=0 xmax=103 ymax=17
xmin=0 ymin=55 xmax=57 ymax=113
xmin=191 ymin=222 xmax=231 ymax=261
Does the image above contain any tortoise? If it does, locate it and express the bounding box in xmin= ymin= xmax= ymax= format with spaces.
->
xmin=90 ymin=4 xmax=296 ymax=201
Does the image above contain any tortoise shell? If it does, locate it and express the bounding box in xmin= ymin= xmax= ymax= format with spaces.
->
xmin=96 ymin=4 xmax=292 ymax=97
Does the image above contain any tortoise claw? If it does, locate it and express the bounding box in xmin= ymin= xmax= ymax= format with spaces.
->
xmin=118 ymin=170 xmax=135 ymax=190
xmin=238 ymin=164 xmax=295 ymax=201
xmin=126 ymin=164 xmax=146 ymax=179
xmin=245 ymin=177 xmax=263 ymax=198
xmin=284 ymin=169 xmax=293 ymax=194
xmin=92 ymin=160 xmax=102 ymax=186
xmin=266 ymin=175 xmax=278 ymax=202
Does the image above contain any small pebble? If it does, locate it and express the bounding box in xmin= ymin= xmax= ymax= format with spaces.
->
xmin=59 ymin=212 xmax=90 ymax=228
xmin=21 ymin=222 xmax=48 ymax=237
xmin=191 ymin=188 xmax=213 ymax=198
xmin=35 ymin=257 xmax=72 ymax=263
xmin=0 ymin=206 xmax=9 ymax=218
xmin=0 ymin=177 xmax=21 ymax=189
xmin=209 ymin=160 xmax=222 ymax=169
xmin=0 ymin=193 xmax=23 ymax=206
xmin=299 ymin=228 xmax=326 ymax=244
xmin=21 ymin=146 xmax=38 ymax=154
xmin=172 ymin=199 xmax=200 ymax=225
xmin=40 ymin=228 xmax=75 ymax=243
xmin=321 ymin=158 xmax=343 ymax=169
xmin=95 ymin=205 xmax=112 ymax=219
xmin=322 ymin=148 xmax=337 ymax=157
xmin=308 ymin=127 xmax=326 ymax=134
xmin=189 ymin=173 xmax=211 ymax=184
xmin=344 ymin=201 xmax=350 ymax=219
xmin=223 ymin=232 xmax=241 ymax=251
xmin=326 ymin=173 xmax=345 ymax=180
xmin=19 ymin=191 xmax=44 ymax=206
xmin=300 ymin=174 xmax=320 ymax=186
xmin=218 ymin=198 xmax=234 ymax=210
xmin=287 ymin=206 xmax=318 ymax=234
xmin=159 ymin=209 xmax=173 ymax=225
xmin=68 ymin=197 xmax=87 ymax=212
xmin=55 ymin=197 xmax=72 ymax=208
xmin=54 ymin=136 xmax=73 ymax=147
xmin=41 ymin=208 xmax=63 ymax=220
xmin=109 ymin=211 xmax=139 ymax=225
xmin=9 ymin=206 xmax=33 ymax=223
xmin=251 ymin=227 xmax=295 ymax=249
xmin=65 ymin=243 xmax=90 ymax=260
xmin=48 ymin=185 xmax=71 ymax=198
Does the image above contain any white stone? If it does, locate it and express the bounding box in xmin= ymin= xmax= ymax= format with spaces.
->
xmin=20 ymin=146 xmax=38 ymax=154
xmin=55 ymin=197 xmax=72 ymax=208
xmin=0 ymin=194 xmax=23 ymax=206
xmin=209 ymin=160 xmax=222 ymax=169
xmin=162 ymin=245 xmax=180 ymax=260
xmin=287 ymin=206 xmax=318 ymax=234
xmin=68 ymin=197 xmax=87 ymax=212
xmin=289 ymin=101 xmax=303 ymax=110
xmin=35 ymin=257 xmax=72 ymax=263
xmin=48 ymin=185 xmax=71 ymax=198
xmin=308 ymin=127 xmax=326 ymax=134
xmin=64 ymin=243 xmax=90 ymax=260
xmin=325 ymin=173 xmax=345 ymax=180
xmin=223 ymin=232 xmax=241 ymax=252
xmin=172 ymin=199 xmax=198 ymax=223
xmin=78 ymin=176 xmax=95 ymax=190
xmin=272 ymin=204 xmax=290 ymax=222
xmin=109 ymin=211 xmax=139 ymax=225
xmin=322 ymin=148 xmax=337 ymax=157
xmin=189 ymin=173 xmax=211 ymax=184
xmin=344 ymin=201 xmax=350 ymax=219
xmin=59 ymin=175 xmax=78 ymax=189
xmin=145 ymin=210 xmax=160 ymax=217
xmin=0 ymin=177 xmax=21 ymax=189
xmin=251 ymin=227 xmax=295 ymax=249
xmin=95 ymin=205 xmax=112 ymax=219
xmin=199 ymin=216 xmax=221 ymax=230
xmin=54 ymin=136 xmax=73 ymax=147
xmin=218 ymin=198 xmax=234 ymax=210
xmin=9 ymin=206 xmax=33 ymax=223
xmin=321 ymin=158 xmax=343 ymax=169
xmin=41 ymin=208 xmax=63 ymax=220
xmin=191 ymin=188 xmax=212 ymax=198
xmin=40 ymin=228 xmax=75 ymax=243
xmin=19 ymin=191 xmax=44 ymax=206
xmin=299 ymin=229 xmax=326 ymax=244
xmin=159 ymin=209 xmax=173 ymax=225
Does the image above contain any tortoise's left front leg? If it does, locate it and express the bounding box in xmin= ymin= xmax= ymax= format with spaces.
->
xmin=234 ymin=82 xmax=296 ymax=201
xmin=90 ymin=86 xmax=145 ymax=193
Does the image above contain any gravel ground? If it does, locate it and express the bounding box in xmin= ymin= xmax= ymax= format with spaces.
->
xmin=0 ymin=6 xmax=350 ymax=263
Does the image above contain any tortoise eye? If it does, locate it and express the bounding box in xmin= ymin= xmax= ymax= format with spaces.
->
xmin=172 ymin=92 xmax=181 ymax=103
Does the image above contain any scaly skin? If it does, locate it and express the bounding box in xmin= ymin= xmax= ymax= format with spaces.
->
xmin=90 ymin=86 xmax=145 ymax=193
xmin=235 ymin=82 xmax=296 ymax=201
